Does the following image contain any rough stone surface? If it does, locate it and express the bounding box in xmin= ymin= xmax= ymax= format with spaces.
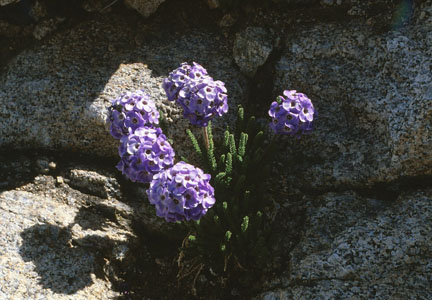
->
xmin=206 ymin=0 xmax=220 ymax=9
xmin=0 ymin=15 xmax=245 ymax=159
xmin=67 ymin=168 xmax=121 ymax=199
xmin=0 ymin=181 xmax=128 ymax=299
xmin=257 ymin=188 xmax=432 ymax=299
xmin=28 ymin=0 xmax=48 ymax=21
xmin=32 ymin=18 xmax=63 ymax=40
xmin=219 ymin=13 xmax=237 ymax=28
xmin=81 ymin=0 xmax=115 ymax=12
xmin=63 ymin=166 xmax=180 ymax=237
xmin=233 ymin=27 xmax=274 ymax=78
xmin=0 ymin=0 xmax=17 ymax=6
xmin=274 ymin=3 xmax=432 ymax=189
xmin=0 ymin=152 xmax=186 ymax=298
xmin=124 ymin=0 xmax=166 ymax=17
xmin=273 ymin=0 xmax=317 ymax=5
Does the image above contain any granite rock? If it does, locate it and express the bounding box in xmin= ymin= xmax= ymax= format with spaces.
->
xmin=0 ymin=182 xmax=129 ymax=299
xmin=206 ymin=0 xmax=220 ymax=9
xmin=0 ymin=151 xmax=185 ymax=298
xmin=0 ymin=149 xmax=190 ymax=297
xmin=32 ymin=17 xmax=63 ymax=40
xmin=28 ymin=0 xmax=47 ymax=21
xmin=67 ymin=167 xmax=121 ymax=200
xmin=0 ymin=0 xmax=17 ymax=6
xmin=81 ymin=0 xmax=110 ymax=13
xmin=257 ymin=188 xmax=432 ymax=299
xmin=64 ymin=165 xmax=180 ymax=237
xmin=273 ymin=2 xmax=432 ymax=189
xmin=0 ymin=15 xmax=245 ymax=159
xmin=233 ymin=27 xmax=274 ymax=78
xmin=124 ymin=0 xmax=166 ymax=17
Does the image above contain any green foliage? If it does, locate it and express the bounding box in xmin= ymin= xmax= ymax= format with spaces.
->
xmin=181 ymin=105 xmax=277 ymax=277
xmin=206 ymin=125 xmax=217 ymax=172
xmin=186 ymin=129 xmax=202 ymax=158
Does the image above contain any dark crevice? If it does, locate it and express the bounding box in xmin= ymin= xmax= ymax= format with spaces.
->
xmin=298 ymin=174 xmax=432 ymax=202
xmin=0 ymin=147 xmax=119 ymax=191
xmin=355 ymin=175 xmax=432 ymax=202
xmin=0 ymin=0 xmax=35 ymax=25
xmin=247 ymin=34 xmax=286 ymax=117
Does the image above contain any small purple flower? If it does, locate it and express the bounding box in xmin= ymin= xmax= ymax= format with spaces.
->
xmin=116 ymin=126 xmax=175 ymax=183
xmin=147 ymin=161 xmax=215 ymax=222
xmin=108 ymin=90 xmax=160 ymax=139
xmin=269 ymin=90 xmax=315 ymax=136
xmin=163 ymin=62 xmax=228 ymax=127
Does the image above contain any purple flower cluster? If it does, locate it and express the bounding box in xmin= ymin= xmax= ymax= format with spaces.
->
xmin=163 ymin=62 xmax=228 ymax=127
xmin=107 ymin=86 xmax=217 ymax=222
xmin=147 ymin=161 xmax=215 ymax=222
xmin=109 ymin=90 xmax=160 ymax=139
xmin=268 ymin=90 xmax=315 ymax=136
xmin=116 ymin=127 xmax=175 ymax=183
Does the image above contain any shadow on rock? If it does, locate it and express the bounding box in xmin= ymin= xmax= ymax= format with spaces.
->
xmin=19 ymin=224 xmax=95 ymax=295
xmin=0 ymin=151 xmax=39 ymax=192
xmin=74 ymin=203 xmax=118 ymax=231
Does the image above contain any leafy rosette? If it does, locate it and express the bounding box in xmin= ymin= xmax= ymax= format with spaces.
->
xmin=163 ymin=62 xmax=228 ymax=127
xmin=268 ymin=90 xmax=315 ymax=136
xmin=147 ymin=161 xmax=216 ymax=222
xmin=116 ymin=127 xmax=175 ymax=183
xmin=109 ymin=90 xmax=160 ymax=139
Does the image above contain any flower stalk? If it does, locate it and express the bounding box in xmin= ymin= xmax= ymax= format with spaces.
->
xmin=202 ymin=127 xmax=209 ymax=150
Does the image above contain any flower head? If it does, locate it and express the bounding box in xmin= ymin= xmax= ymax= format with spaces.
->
xmin=108 ymin=90 xmax=160 ymax=139
xmin=147 ymin=161 xmax=215 ymax=222
xmin=116 ymin=126 xmax=175 ymax=183
xmin=163 ymin=62 xmax=228 ymax=127
xmin=268 ymin=90 xmax=315 ymax=136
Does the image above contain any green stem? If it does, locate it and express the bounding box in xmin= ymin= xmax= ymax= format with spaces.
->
xmin=202 ymin=127 xmax=209 ymax=150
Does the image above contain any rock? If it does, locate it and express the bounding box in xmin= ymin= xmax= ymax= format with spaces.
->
xmin=81 ymin=0 xmax=114 ymax=12
xmin=28 ymin=0 xmax=47 ymax=21
xmin=56 ymin=176 xmax=64 ymax=184
xmin=0 ymin=0 xmax=17 ymax=6
xmin=36 ymin=158 xmax=50 ymax=174
xmin=66 ymin=167 xmax=122 ymax=199
xmin=0 ymin=153 xmax=35 ymax=189
xmin=273 ymin=0 xmax=317 ymax=5
xmin=321 ymin=0 xmax=344 ymax=5
xmin=233 ymin=27 xmax=274 ymax=78
xmin=124 ymin=0 xmax=166 ymax=17
xmin=0 ymin=149 xmax=189 ymax=297
xmin=0 ymin=19 xmax=22 ymax=38
xmin=257 ymin=188 xmax=432 ymax=299
xmin=206 ymin=0 xmax=220 ymax=9
xmin=257 ymin=290 xmax=290 ymax=300
xmin=0 ymin=185 xmax=127 ymax=298
xmin=219 ymin=13 xmax=237 ymax=28
xmin=273 ymin=3 xmax=432 ymax=189
xmin=0 ymin=15 xmax=245 ymax=159
xmin=0 ymin=149 xmax=191 ymax=298
xmin=32 ymin=18 xmax=63 ymax=40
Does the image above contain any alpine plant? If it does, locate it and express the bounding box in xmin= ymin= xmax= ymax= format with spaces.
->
xmin=109 ymin=90 xmax=160 ymax=139
xmin=107 ymin=62 xmax=317 ymax=291
xmin=268 ymin=90 xmax=315 ymax=136
xmin=147 ymin=161 xmax=215 ymax=222
xmin=116 ymin=126 xmax=175 ymax=183
xmin=163 ymin=62 xmax=228 ymax=127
